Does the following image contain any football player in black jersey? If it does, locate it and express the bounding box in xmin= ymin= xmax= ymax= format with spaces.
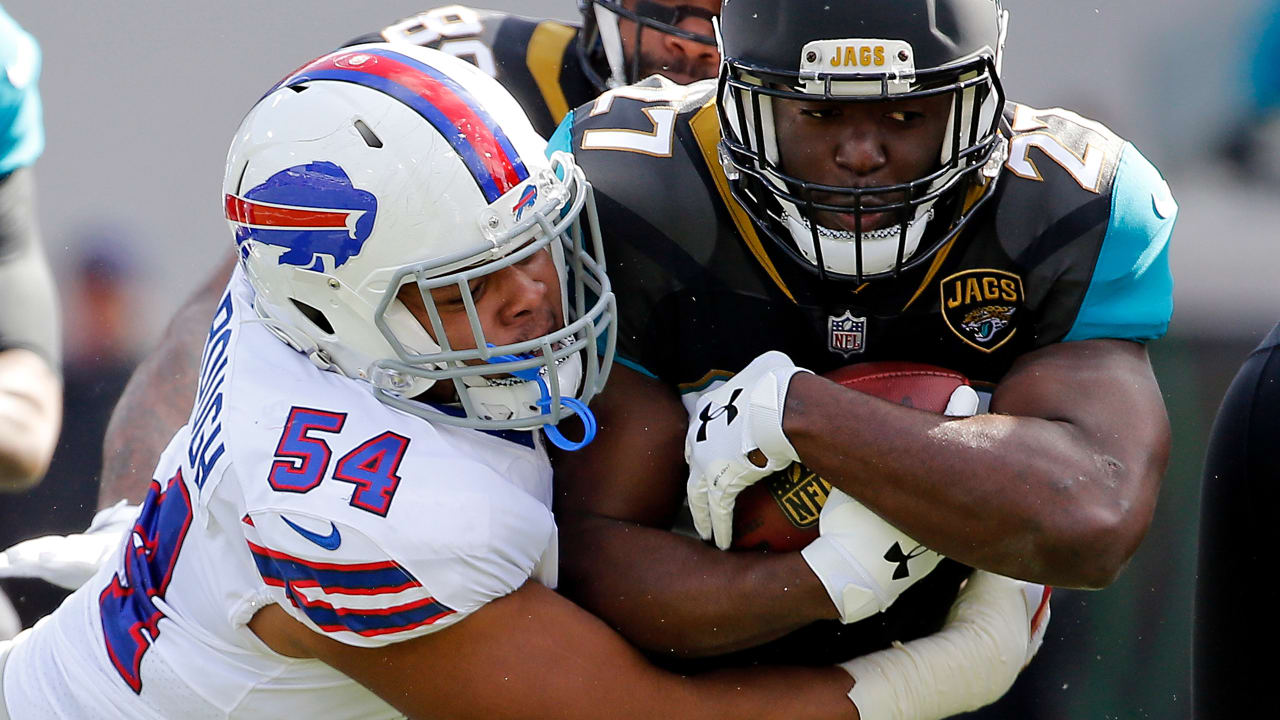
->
xmin=342 ymin=2 xmax=719 ymax=139
xmin=92 ymin=1 xmax=721 ymax=509
xmin=1193 ymin=323 xmax=1278 ymax=719
xmin=548 ymin=0 xmax=1173 ymax=673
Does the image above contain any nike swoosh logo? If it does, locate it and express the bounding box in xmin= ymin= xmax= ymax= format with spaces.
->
xmin=281 ymin=516 xmax=342 ymax=550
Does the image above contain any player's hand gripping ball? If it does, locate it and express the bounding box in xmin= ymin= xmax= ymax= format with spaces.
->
xmin=684 ymin=351 xmax=814 ymax=550
xmin=731 ymin=362 xmax=978 ymax=552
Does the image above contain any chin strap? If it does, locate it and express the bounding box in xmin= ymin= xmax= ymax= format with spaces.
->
xmin=486 ymin=350 xmax=598 ymax=451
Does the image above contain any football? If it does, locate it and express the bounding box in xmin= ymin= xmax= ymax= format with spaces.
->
xmin=730 ymin=362 xmax=971 ymax=552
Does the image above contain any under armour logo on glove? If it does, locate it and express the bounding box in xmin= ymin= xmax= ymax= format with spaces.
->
xmin=695 ymin=388 xmax=744 ymax=442
xmin=884 ymin=541 xmax=930 ymax=580
xmin=684 ymin=351 xmax=812 ymax=549
xmin=801 ymin=489 xmax=945 ymax=624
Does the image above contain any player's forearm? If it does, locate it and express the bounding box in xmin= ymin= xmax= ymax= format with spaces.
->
xmin=557 ymin=512 xmax=836 ymax=656
xmin=98 ymin=256 xmax=236 ymax=508
xmin=0 ymin=348 xmax=61 ymax=491
xmin=300 ymin=580 xmax=859 ymax=720
xmin=783 ymin=372 xmax=1155 ymax=588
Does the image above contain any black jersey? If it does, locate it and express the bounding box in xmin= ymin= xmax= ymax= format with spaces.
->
xmin=346 ymin=6 xmax=599 ymax=139
xmin=552 ymin=79 xmax=1174 ymax=390
xmin=1193 ymin=324 xmax=1280 ymax=718
xmin=551 ymin=79 xmax=1175 ymax=663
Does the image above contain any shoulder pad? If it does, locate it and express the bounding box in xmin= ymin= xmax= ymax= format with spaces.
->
xmin=238 ymin=411 xmax=556 ymax=648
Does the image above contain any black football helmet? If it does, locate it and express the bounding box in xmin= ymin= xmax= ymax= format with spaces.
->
xmin=577 ymin=0 xmax=717 ymax=90
xmin=717 ymin=0 xmax=1010 ymax=284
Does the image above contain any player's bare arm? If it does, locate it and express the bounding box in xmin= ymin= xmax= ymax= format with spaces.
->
xmin=554 ymin=364 xmax=838 ymax=656
xmin=250 ymin=580 xmax=857 ymax=720
xmin=0 ymin=347 xmax=59 ymax=490
xmin=782 ymin=338 xmax=1170 ymax=589
xmin=96 ymin=254 xmax=235 ymax=508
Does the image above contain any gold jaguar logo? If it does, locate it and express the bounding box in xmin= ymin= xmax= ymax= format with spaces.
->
xmin=960 ymin=306 xmax=1016 ymax=343
xmin=940 ymin=269 xmax=1024 ymax=352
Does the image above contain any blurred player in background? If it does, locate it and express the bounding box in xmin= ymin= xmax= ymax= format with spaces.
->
xmin=348 ymin=1 xmax=720 ymax=138
xmin=1193 ymin=322 xmax=1278 ymax=718
xmin=0 ymin=4 xmax=61 ymax=639
xmin=0 ymin=44 xmax=1043 ymax=720
xmin=94 ymin=1 xmax=722 ymax=512
xmin=0 ymin=7 xmax=59 ymax=496
xmin=1220 ymin=0 xmax=1280 ymax=184
xmin=547 ymin=0 xmax=1173 ymax=677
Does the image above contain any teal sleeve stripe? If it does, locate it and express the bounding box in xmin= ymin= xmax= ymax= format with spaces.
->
xmin=1064 ymin=142 xmax=1175 ymax=343
xmin=546 ymin=109 xmax=575 ymax=159
xmin=591 ymin=329 xmax=659 ymax=379
xmin=614 ymin=354 xmax=659 ymax=380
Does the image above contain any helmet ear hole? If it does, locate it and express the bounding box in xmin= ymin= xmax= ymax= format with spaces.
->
xmin=291 ymin=299 xmax=336 ymax=336
xmin=353 ymin=119 xmax=383 ymax=148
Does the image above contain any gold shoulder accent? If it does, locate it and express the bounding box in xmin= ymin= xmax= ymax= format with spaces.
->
xmin=687 ymin=99 xmax=796 ymax=303
xmin=526 ymin=22 xmax=577 ymax=125
xmin=900 ymin=181 xmax=988 ymax=311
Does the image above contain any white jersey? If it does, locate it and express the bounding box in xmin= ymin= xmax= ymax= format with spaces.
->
xmin=2 ymin=268 xmax=557 ymax=719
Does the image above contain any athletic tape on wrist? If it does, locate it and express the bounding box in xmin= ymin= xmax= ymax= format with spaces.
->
xmin=839 ymin=572 xmax=1031 ymax=720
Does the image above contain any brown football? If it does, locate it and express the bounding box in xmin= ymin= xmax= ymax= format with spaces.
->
xmin=730 ymin=362 xmax=970 ymax=552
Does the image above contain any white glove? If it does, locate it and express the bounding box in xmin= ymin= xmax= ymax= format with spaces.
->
xmin=944 ymin=384 xmax=980 ymax=417
xmin=841 ymin=571 xmax=1053 ymax=720
xmin=685 ymin=350 xmax=813 ymax=549
xmin=800 ymin=489 xmax=943 ymax=624
xmin=0 ymin=501 xmax=139 ymax=590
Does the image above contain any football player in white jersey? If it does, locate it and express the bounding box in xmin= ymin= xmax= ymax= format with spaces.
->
xmin=0 ymin=44 xmax=1045 ymax=720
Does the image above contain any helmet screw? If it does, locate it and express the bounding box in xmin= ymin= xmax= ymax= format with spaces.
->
xmin=898 ymin=50 xmax=910 ymax=62
xmin=486 ymin=215 xmax=501 ymax=230
xmin=805 ymin=51 xmax=818 ymax=63
xmin=328 ymin=278 xmax=340 ymax=289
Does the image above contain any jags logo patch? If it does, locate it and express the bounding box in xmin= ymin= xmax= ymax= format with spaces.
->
xmin=765 ymin=464 xmax=833 ymax=529
xmin=940 ymin=269 xmax=1025 ymax=352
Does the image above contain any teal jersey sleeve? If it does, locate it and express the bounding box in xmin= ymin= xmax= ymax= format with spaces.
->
xmin=546 ymin=109 xmax=575 ymax=159
xmin=0 ymin=5 xmax=43 ymax=175
xmin=1064 ymin=142 xmax=1175 ymax=343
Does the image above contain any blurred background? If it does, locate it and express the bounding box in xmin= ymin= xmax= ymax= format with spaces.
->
xmin=2 ymin=1 xmax=1274 ymax=717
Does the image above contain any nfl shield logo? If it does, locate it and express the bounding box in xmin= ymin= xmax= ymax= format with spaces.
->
xmin=828 ymin=310 xmax=867 ymax=357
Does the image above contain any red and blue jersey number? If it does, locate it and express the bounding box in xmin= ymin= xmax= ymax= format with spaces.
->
xmin=97 ymin=469 xmax=194 ymax=694
xmin=269 ymin=407 xmax=409 ymax=516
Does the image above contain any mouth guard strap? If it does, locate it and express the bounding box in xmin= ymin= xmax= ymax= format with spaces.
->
xmin=487 ymin=350 xmax=599 ymax=451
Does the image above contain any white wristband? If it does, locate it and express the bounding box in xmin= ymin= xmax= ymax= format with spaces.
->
xmin=746 ymin=366 xmax=811 ymax=464
xmin=839 ymin=571 xmax=1032 ymax=720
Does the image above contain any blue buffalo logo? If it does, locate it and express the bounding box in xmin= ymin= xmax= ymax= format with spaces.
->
xmin=513 ymin=185 xmax=538 ymax=222
xmin=225 ymin=162 xmax=378 ymax=271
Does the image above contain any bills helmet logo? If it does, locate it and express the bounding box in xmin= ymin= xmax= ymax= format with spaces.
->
xmin=225 ymin=161 xmax=378 ymax=272
xmin=513 ymin=185 xmax=538 ymax=221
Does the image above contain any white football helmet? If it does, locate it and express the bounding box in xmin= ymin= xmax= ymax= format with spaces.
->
xmin=224 ymin=44 xmax=615 ymax=439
